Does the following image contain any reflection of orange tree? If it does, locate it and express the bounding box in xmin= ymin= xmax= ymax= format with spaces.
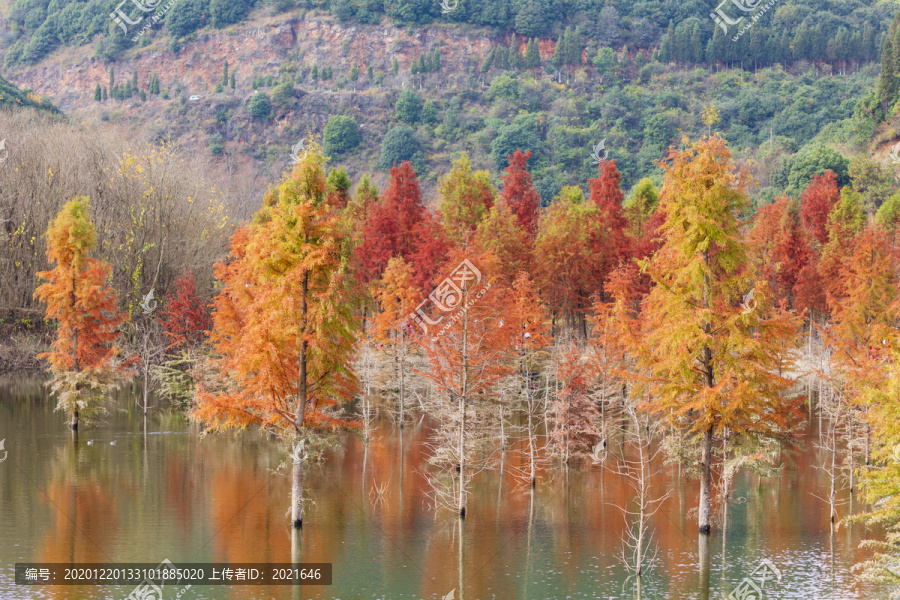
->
xmin=36 ymin=443 xmax=120 ymax=599
xmin=193 ymin=145 xmax=358 ymax=529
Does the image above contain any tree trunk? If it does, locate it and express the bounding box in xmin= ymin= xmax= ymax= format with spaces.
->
xmin=698 ymin=425 xmax=714 ymax=535
xmin=399 ymin=332 xmax=405 ymax=429
xmin=458 ymin=303 xmax=469 ymax=518
xmin=292 ymin=270 xmax=310 ymax=529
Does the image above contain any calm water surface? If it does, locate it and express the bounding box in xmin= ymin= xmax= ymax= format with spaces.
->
xmin=0 ymin=376 xmax=886 ymax=599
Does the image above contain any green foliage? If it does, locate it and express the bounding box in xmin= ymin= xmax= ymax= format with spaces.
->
xmin=486 ymin=72 xmax=519 ymax=102
xmin=248 ymin=92 xmax=272 ymax=119
xmin=491 ymin=114 xmax=541 ymax=171
xmin=380 ymin=125 xmax=421 ymax=171
xmin=786 ymin=145 xmax=850 ymax=196
xmin=395 ymin=87 xmax=423 ymax=123
xmin=166 ymin=0 xmax=207 ymax=39
xmin=323 ymin=115 xmax=362 ymax=156
xmin=272 ymin=81 xmax=294 ymax=105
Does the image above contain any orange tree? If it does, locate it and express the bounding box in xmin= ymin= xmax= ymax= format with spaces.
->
xmin=193 ymin=145 xmax=358 ymax=528
xmin=372 ymin=256 xmax=421 ymax=427
xmin=638 ymin=136 xmax=800 ymax=535
xmin=34 ymin=197 xmax=129 ymax=430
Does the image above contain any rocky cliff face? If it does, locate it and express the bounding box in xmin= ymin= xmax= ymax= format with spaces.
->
xmin=4 ymin=14 xmax=504 ymax=181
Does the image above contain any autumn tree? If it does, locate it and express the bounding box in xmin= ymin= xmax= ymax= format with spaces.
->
xmin=417 ymin=248 xmax=513 ymax=517
xmin=638 ymin=136 xmax=800 ymax=535
xmin=799 ymin=170 xmax=840 ymax=247
xmin=503 ymin=273 xmax=550 ymax=485
xmin=153 ymin=270 xmax=212 ymax=408
xmin=500 ymin=149 xmax=541 ymax=236
xmin=475 ymin=201 xmax=533 ymax=285
xmin=749 ymin=197 xmax=822 ymax=314
xmin=588 ymin=158 xmax=630 ymax=261
xmin=534 ymin=186 xmax=598 ymax=334
xmin=354 ymin=161 xmax=427 ymax=284
xmin=819 ymin=187 xmax=866 ymax=300
xmin=193 ymin=145 xmax=358 ymax=529
xmin=372 ymin=256 xmax=421 ymax=427
xmin=34 ymin=197 xmax=129 ymax=430
xmin=438 ymin=153 xmax=495 ymax=244
xmin=550 ymin=344 xmax=600 ymax=465
xmin=159 ymin=271 xmax=211 ymax=350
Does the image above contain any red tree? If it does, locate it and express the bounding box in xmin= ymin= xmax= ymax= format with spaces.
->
xmin=500 ymin=149 xmax=541 ymax=236
xmin=587 ymin=158 xmax=631 ymax=299
xmin=354 ymin=161 xmax=427 ymax=283
xmin=800 ymin=170 xmax=840 ymax=247
xmin=159 ymin=271 xmax=212 ymax=350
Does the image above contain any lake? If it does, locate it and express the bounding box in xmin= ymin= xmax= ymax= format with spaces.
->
xmin=0 ymin=376 xmax=886 ymax=599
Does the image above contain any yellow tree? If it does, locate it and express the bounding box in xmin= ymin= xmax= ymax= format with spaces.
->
xmin=34 ymin=198 xmax=129 ymax=430
xmin=372 ymin=256 xmax=421 ymax=427
xmin=638 ymin=136 xmax=800 ymax=534
xmin=193 ymin=145 xmax=358 ymax=529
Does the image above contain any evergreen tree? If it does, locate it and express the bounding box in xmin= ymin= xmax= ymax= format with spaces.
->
xmin=793 ymin=23 xmax=811 ymax=60
xmin=312 ymin=64 xmax=319 ymax=80
xmin=102 ymin=86 xmax=107 ymax=101
xmin=230 ymin=72 xmax=235 ymax=89
xmin=350 ymin=62 xmax=359 ymax=81
xmin=780 ymin=30 xmax=791 ymax=64
xmin=418 ymin=52 xmax=427 ymax=73
xmin=223 ymin=60 xmax=229 ymax=87
xmin=863 ymin=25 xmax=876 ymax=62
xmin=480 ymin=46 xmax=496 ymax=73
xmin=552 ymin=32 xmax=566 ymax=71
xmin=495 ymin=44 xmax=509 ymax=70
xmin=109 ymin=67 xmax=115 ymax=91
xmin=661 ymin=20 xmax=675 ymax=63
xmin=432 ymin=48 xmax=441 ymax=71
xmin=690 ymin=22 xmax=702 ymax=63
xmin=509 ymin=34 xmax=522 ymax=69
xmin=132 ymin=69 xmax=138 ymax=89
xmin=879 ymin=37 xmax=897 ymax=114
xmin=569 ymin=26 xmax=583 ymax=66
xmin=411 ymin=55 xmax=419 ymax=75
xmin=392 ymin=57 xmax=399 ymax=75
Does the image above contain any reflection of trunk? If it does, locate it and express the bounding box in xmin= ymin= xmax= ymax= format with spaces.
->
xmin=291 ymin=526 xmax=302 ymax=600
xmin=292 ymin=441 xmax=305 ymax=528
xmin=399 ymin=330 xmax=406 ymax=428
xmin=698 ymin=425 xmax=713 ymax=535
xmin=523 ymin=490 xmax=534 ymax=599
xmin=457 ymin=516 xmax=465 ymax=600
xmin=698 ymin=532 xmax=711 ymax=600
xmin=458 ymin=300 xmax=469 ymax=518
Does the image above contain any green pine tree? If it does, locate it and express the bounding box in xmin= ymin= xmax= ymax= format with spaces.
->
xmin=480 ymin=46 xmax=497 ymax=73
xmin=509 ymin=34 xmax=521 ymax=69
xmin=109 ymin=67 xmax=115 ymax=91
xmin=432 ymin=48 xmax=441 ymax=71
xmin=350 ymin=62 xmax=359 ymax=81
xmin=94 ymin=84 xmax=101 ymax=101
xmin=312 ymin=64 xmax=319 ymax=80
xmin=392 ymin=57 xmax=399 ymax=75
xmin=411 ymin=56 xmax=419 ymax=75
xmin=495 ymin=44 xmax=509 ymax=70
xmin=418 ymin=53 xmax=426 ymax=73
xmin=879 ymin=37 xmax=897 ymax=113
xmin=223 ymin=60 xmax=229 ymax=86
xmin=230 ymin=71 xmax=235 ymax=89
xmin=102 ymin=86 xmax=107 ymax=101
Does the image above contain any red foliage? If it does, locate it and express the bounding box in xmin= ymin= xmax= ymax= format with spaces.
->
xmin=409 ymin=213 xmax=452 ymax=294
xmin=587 ymin=159 xmax=631 ymax=298
xmin=799 ymin=171 xmax=839 ymax=246
xmin=354 ymin=161 xmax=427 ymax=284
xmin=159 ymin=271 xmax=212 ymax=349
xmin=500 ymin=149 xmax=541 ymax=236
